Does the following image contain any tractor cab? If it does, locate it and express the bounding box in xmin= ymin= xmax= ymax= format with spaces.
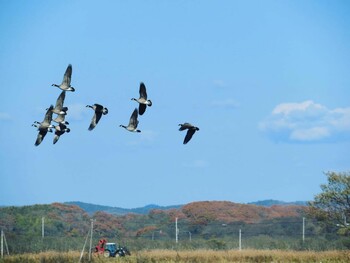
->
xmin=104 ymin=243 xmax=117 ymax=257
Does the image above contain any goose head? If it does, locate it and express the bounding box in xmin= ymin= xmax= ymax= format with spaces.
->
xmin=103 ymin=108 xmax=108 ymax=115
xmin=147 ymin=100 xmax=152 ymax=106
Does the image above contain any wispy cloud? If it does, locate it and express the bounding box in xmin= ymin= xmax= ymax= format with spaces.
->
xmin=213 ymin=80 xmax=227 ymax=89
xmin=259 ymin=100 xmax=350 ymax=142
xmin=0 ymin=112 xmax=11 ymax=121
xmin=211 ymin=98 xmax=239 ymax=109
xmin=183 ymin=159 xmax=208 ymax=168
xmin=66 ymin=103 xmax=88 ymax=121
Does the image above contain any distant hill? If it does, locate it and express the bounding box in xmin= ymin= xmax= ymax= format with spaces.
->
xmin=64 ymin=201 xmax=183 ymax=215
xmin=0 ymin=200 xmax=308 ymax=247
xmin=248 ymin=199 xmax=308 ymax=207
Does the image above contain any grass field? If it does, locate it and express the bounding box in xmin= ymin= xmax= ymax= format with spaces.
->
xmin=1 ymin=249 xmax=350 ymax=263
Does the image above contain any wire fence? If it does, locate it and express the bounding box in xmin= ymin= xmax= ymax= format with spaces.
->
xmin=1 ymin=217 xmax=348 ymax=254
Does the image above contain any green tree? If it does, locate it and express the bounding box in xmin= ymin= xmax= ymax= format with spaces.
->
xmin=307 ymin=171 xmax=350 ymax=235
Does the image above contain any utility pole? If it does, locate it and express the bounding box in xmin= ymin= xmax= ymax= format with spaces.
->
xmin=1 ymin=229 xmax=3 ymax=259
xmin=175 ymin=217 xmax=178 ymax=243
xmin=239 ymin=229 xmax=242 ymax=251
xmin=42 ymin=217 xmax=45 ymax=239
xmin=88 ymin=219 xmax=94 ymax=262
xmin=302 ymin=217 xmax=305 ymax=243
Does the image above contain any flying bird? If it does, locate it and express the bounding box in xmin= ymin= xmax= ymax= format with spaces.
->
xmin=52 ymin=113 xmax=69 ymax=125
xmin=120 ymin=108 xmax=141 ymax=132
xmin=86 ymin=103 xmax=108 ymax=131
xmin=52 ymin=64 xmax=75 ymax=92
xmin=49 ymin=91 xmax=68 ymax=115
xmin=53 ymin=123 xmax=70 ymax=144
xmin=131 ymin=82 xmax=152 ymax=115
xmin=32 ymin=105 xmax=55 ymax=146
xmin=178 ymin=123 xmax=199 ymax=144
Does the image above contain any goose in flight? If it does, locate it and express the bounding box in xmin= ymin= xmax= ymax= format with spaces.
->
xmin=120 ymin=108 xmax=141 ymax=132
xmin=131 ymin=82 xmax=152 ymax=115
xmin=48 ymin=91 xmax=68 ymax=115
xmin=86 ymin=103 xmax=108 ymax=131
xmin=52 ymin=64 xmax=75 ymax=92
xmin=178 ymin=123 xmax=199 ymax=144
xmin=53 ymin=123 xmax=70 ymax=144
xmin=32 ymin=105 xmax=54 ymax=146
xmin=53 ymin=113 xmax=69 ymax=125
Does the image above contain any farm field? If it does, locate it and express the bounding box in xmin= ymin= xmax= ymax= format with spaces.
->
xmin=1 ymin=249 xmax=350 ymax=263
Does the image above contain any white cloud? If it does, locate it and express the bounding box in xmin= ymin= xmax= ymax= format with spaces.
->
xmin=0 ymin=112 xmax=11 ymax=121
xmin=211 ymin=98 xmax=239 ymax=109
xmin=259 ymin=100 xmax=350 ymax=142
xmin=66 ymin=103 xmax=88 ymax=121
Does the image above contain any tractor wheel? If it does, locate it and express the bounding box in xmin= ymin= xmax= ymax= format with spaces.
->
xmin=103 ymin=250 xmax=111 ymax=258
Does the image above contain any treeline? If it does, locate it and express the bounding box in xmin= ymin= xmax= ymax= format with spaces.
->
xmin=1 ymin=202 xmax=349 ymax=253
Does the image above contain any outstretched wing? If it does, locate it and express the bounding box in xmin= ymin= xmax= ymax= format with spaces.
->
xmin=62 ymin=64 xmax=72 ymax=86
xmin=183 ymin=129 xmax=196 ymax=144
xmin=179 ymin=123 xmax=192 ymax=131
xmin=55 ymin=91 xmax=66 ymax=109
xmin=139 ymin=82 xmax=147 ymax=99
xmin=43 ymin=105 xmax=54 ymax=124
xmin=138 ymin=104 xmax=147 ymax=115
xmin=129 ymin=108 xmax=139 ymax=128
xmin=88 ymin=111 xmax=102 ymax=131
xmin=35 ymin=129 xmax=47 ymax=146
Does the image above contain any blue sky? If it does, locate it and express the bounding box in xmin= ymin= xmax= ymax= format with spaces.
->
xmin=0 ymin=0 xmax=349 ymax=208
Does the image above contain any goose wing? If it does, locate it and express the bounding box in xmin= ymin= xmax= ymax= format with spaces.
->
xmin=139 ymin=82 xmax=147 ymax=99
xmin=35 ymin=129 xmax=48 ymax=146
xmin=53 ymin=134 xmax=60 ymax=144
xmin=138 ymin=104 xmax=147 ymax=115
xmin=62 ymin=64 xmax=72 ymax=86
xmin=88 ymin=111 xmax=102 ymax=131
xmin=129 ymin=108 xmax=139 ymax=128
xmin=183 ymin=128 xmax=196 ymax=144
xmin=43 ymin=105 xmax=54 ymax=125
xmin=179 ymin=123 xmax=193 ymax=131
xmin=55 ymin=91 xmax=66 ymax=109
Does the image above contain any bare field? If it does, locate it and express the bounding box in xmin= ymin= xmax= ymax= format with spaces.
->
xmin=1 ymin=249 xmax=350 ymax=263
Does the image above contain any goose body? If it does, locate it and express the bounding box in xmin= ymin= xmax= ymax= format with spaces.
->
xmin=53 ymin=123 xmax=70 ymax=144
xmin=32 ymin=105 xmax=54 ymax=146
xmin=131 ymin=82 xmax=152 ymax=115
xmin=178 ymin=123 xmax=199 ymax=144
xmin=49 ymin=91 xmax=68 ymax=115
xmin=53 ymin=113 xmax=69 ymax=125
xmin=52 ymin=64 xmax=75 ymax=92
xmin=120 ymin=108 xmax=141 ymax=132
xmin=86 ymin=103 xmax=108 ymax=131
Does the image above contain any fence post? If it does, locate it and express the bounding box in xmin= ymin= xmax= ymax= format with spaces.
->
xmin=239 ymin=229 xmax=242 ymax=251
xmin=1 ymin=229 xmax=3 ymax=258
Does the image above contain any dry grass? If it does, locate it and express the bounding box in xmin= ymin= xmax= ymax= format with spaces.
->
xmin=1 ymin=249 xmax=350 ymax=263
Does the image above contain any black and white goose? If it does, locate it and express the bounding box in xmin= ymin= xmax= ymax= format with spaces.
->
xmin=53 ymin=113 xmax=69 ymax=125
xmin=131 ymin=82 xmax=152 ymax=115
xmin=32 ymin=105 xmax=55 ymax=146
xmin=86 ymin=103 xmax=108 ymax=131
xmin=52 ymin=64 xmax=75 ymax=92
xmin=120 ymin=108 xmax=141 ymax=132
xmin=178 ymin=123 xmax=199 ymax=144
xmin=49 ymin=91 xmax=68 ymax=115
xmin=53 ymin=123 xmax=70 ymax=144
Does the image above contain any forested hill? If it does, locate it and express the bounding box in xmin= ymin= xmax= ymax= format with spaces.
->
xmin=64 ymin=201 xmax=182 ymax=215
xmin=0 ymin=201 xmax=307 ymax=239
